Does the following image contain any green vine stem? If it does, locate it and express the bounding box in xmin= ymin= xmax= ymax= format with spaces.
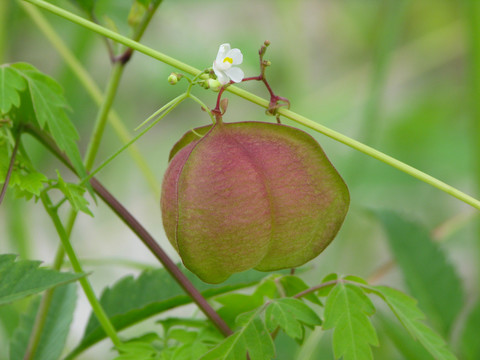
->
xmin=19 ymin=1 xmax=160 ymax=195
xmin=23 ymin=0 xmax=480 ymax=211
xmin=24 ymin=125 xmax=233 ymax=338
xmin=39 ymin=192 xmax=122 ymax=349
xmin=83 ymin=61 xmax=124 ymax=171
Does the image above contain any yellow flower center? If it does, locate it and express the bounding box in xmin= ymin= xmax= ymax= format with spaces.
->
xmin=223 ymin=57 xmax=233 ymax=64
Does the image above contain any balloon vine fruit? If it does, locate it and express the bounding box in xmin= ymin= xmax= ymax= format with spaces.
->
xmin=161 ymin=120 xmax=349 ymax=283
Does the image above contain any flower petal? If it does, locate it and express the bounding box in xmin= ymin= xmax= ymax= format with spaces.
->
xmin=216 ymin=70 xmax=230 ymax=85
xmin=225 ymin=67 xmax=244 ymax=83
xmin=226 ymin=48 xmax=243 ymax=65
xmin=216 ymin=43 xmax=231 ymax=63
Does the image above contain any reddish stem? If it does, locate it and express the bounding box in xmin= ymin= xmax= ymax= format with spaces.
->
xmin=0 ymin=128 xmax=22 ymax=205
xmin=212 ymin=41 xmax=290 ymax=120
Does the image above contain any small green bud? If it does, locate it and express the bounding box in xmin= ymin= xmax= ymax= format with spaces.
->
xmin=168 ymin=73 xmax=182 ymax=85
xmin=207 ymin=79 xmax=222 ymax=92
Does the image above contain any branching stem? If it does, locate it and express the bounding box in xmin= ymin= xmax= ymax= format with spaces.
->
xmin=39 ymin=192 xmax=122 ymax=349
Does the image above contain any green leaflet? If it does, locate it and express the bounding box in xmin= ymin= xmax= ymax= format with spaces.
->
xmin=113 ymin=341 xmax=160 ymax=360
xmin=376 ymin=313 xmax=434 ymax=360
xmin=157 ymin=319 xmax=222 ymax=360
xmin=0 ymin=66 xmax=26 ymax=115
xmin=9 ymin=283 xmax=77 ymax=360
xmin=55 ymin=170 xmax=93 ymax=216
xmin=0 ymin=136 xmax=48 ymax=200
xmin=265 ymin=298 xmax=322 ymax=339
xmin=375 ymin=210 xmax=464 ymax=335
xmin=323 ymin=282 xmax=379 ymax=360
xmin=372 ymin=286 xmax=457 ymax=360
xmin=0 ymin=254 xmax=84 ymax=306
xmin=200 ymin=311 xmax=275 ymax=360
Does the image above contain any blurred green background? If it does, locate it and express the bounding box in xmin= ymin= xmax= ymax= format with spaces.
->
xmin=0 ymin=0 xmax=479 ymax=358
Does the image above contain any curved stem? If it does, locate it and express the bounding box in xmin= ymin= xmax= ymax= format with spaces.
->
xmin=23 ymin=0 xmax=480 ymax=211
xmin=83 ymin=62 xmax=124 ymax=171
xmin=293 ymin=280 xmax=339 ymax=300
xmin=0 ymin=127 xmax=22 ymax=205
xmin=188 ymin=94 xmax=215 ymax=123
xmin=40 ymin=192 xmax=122 ymax=348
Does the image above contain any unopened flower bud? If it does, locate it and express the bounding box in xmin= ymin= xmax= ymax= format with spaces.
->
xmin=168 ymin=73 xmax=182 ymax=85
xmin=207 ymin=79 xmax=222 ymax=92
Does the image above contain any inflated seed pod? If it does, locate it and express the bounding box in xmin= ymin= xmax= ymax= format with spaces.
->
xmin=161 ymin=120 xmax=349 ymax=283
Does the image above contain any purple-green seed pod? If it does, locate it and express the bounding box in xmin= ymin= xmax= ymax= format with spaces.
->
xmin=161 ymin=120 xmax=349 ymax=283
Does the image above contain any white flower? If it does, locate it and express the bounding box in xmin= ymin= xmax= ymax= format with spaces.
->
xmin=212 ymin=43 xmax=244 ymax=85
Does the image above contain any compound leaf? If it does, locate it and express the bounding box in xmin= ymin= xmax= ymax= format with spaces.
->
xmin=10 ymin=63 xmax=86 ymax=179
xmin=323 ymin=282 xmax=378 ymax=360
